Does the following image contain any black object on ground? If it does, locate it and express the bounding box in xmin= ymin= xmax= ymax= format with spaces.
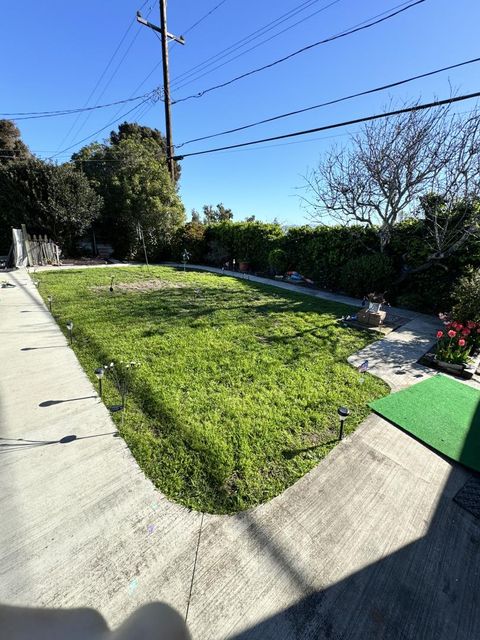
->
xmin=453 ymin=475 xmax=480 ymax=519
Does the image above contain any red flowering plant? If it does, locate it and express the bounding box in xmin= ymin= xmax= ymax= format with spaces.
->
xmin=436 ymin=315 xmax=480 ymax=364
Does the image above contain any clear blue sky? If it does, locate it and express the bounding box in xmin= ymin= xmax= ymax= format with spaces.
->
xmin=1 ymin=0 xmax=479 ymax=225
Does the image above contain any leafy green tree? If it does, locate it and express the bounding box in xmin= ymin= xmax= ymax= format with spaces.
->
xmin=0 ymin=159 xmax=102 ymax=253
xmin=0 ymin=119 xmax=31 ymax=164
xmin=73 ymin=131 xmax=184 ymax=259
xmin=202 ymin=203 xmax=233 ymax=224
xmin=191 ymin=209 xmax=202 ymax=223
xmin=108 ymin=121 xmax=181 ymax=183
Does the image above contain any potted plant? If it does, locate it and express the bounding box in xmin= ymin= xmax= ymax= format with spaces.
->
xmin=238 ymin=257 xmax=250 ymax=272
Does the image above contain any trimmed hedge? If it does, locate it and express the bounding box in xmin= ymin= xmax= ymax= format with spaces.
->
xmin=168 ymin=220 xmax=480 ymax=313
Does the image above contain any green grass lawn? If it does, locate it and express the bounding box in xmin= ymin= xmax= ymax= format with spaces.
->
xmin=37 ymin=266 xmax=387 ymax=514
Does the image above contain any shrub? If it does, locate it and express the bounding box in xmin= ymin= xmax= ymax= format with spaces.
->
xmin=203 ymin=221 xmax=283 ymax=269
xmin=451 ymin=270 xmax=480 ymax=322
xmin=171 ymin=221 xmax=206 ymax=263
xmin=232 ymin=221 xmax=283 ymax=268
xmin=268 ymin=248 xmax=288 ymax=274
xmin=393 ymin=267 xmax=454 ymax=313
xmin=339 ymin=254 xmax=394 ymax=297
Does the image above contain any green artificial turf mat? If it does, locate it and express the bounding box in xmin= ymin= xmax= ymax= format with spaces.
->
xmin=370 ymin=374 xmax=480 ymax=471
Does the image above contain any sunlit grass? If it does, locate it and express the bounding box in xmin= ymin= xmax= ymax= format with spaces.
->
xmin=37 ymin=266 xmax=388 ymax=514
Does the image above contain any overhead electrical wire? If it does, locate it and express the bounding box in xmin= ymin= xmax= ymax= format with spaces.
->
xmin=172 ymin=91 xmax=480 ymax=160
xmin=67 ymin=3 xmax=157 ymax=144
xmin=1 ymin=90 xmax=160 ymax=121
xmin=54 ymin=0 xmax=151 ymax=152
xmin=169 ymin=0 xmax=340 ymax=89
xmin=171 ymin=0 xmax=344 ymax=93
xmin=176 ymin=55 xmax=480 ymax=148
xmin=172 ymin=0 xmax=343 ymax=93
xmin=138 ymin=0 xmax=336 ymax=100
xmin=171 ymin=0 xmax=427 ymax=105
xmin=57 ymin=1 xmax=155 ymax=152
xmin=180 ymin=0 xmax=230 ymax=38
xmin=49 ymin=96 xmax=155 ymax=160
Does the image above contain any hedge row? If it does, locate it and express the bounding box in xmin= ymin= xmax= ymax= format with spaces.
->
xmin=170 ymin=220 xmax=480 ymax=313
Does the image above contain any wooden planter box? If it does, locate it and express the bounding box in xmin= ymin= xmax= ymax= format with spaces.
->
xmin=419 ymin=346 xmax=480 ymax=379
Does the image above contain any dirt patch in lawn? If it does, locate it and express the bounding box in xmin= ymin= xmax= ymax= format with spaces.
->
xmin=91 ymin=278 xmax=188 ymax=294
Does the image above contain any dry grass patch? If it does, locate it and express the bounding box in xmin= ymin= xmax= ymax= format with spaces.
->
xmin=91 ymin=278 xmax=187 ymax=294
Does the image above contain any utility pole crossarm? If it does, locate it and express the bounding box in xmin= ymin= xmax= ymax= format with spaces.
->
xmin=136 ymin=12 xmax=185 ymax=44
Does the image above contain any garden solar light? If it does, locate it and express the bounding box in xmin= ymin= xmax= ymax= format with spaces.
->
xmin=182 ymin=248 xmax=190 ymax=271
xmin=337 ymin=406 xmax=349 ymax=441
xmin=95 ymin=367 xmax=104 ymax=398
xmin=66 ymin=321 xmax=73 ymax=345
xmin=47 ymin=295 xmax=52 ymax=312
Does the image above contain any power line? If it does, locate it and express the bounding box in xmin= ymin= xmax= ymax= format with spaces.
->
xmin=135 ymin=0 xmax=327 ymax=100
xmin=172 ymin=91 xmax=480 ymax=160
xmin=177 ymin=55 xmax=480 ymax=148
xmin=49 ymin=96 xmax=154 ymax=160
xmin=59 ymin=2 xmax=155 ymax=152
xmin=1 ymin=91 xmax=159 ymax=121
xmin=53 ymin=1 xmax=150 ymax=153
xmin=172 ymin=0 xmax=427 ymax=105
xmin=171 ymin=0 xmax=343 ymax=93
xmin=169 ymin=0 xmax=333 ymax=89
xmin=68 ymin=4 xmax=156 ymax=145
xmin=181 ymin=0 xmax=230 ymax=37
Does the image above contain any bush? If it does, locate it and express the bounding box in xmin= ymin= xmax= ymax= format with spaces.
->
xmin=268 ymin=248 xmax=288 ymax=274
xmin=171 ymin=221 xmax=206 ymax=263
xmin=451 ymin=270 xmax=480 ymax=322
xmin=165 ymin=219 xmax=480 ymax=314
xmin=204 ymin=221 xmax=283 ymax=269
xmin=339 ymin=254 xmax=394 ymax=297
xmin=282 ymin=225 xmax=378 ymax=288
xmin=393 ymin=267 xmax=453 ymax=313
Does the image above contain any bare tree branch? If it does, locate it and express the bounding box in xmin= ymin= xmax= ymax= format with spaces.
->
xmin=303 ymin=101 xmax=480 ymax=259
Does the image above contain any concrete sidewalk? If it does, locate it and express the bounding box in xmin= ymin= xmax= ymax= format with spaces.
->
xmin=1 ymin=268 xmax=479 ymax=639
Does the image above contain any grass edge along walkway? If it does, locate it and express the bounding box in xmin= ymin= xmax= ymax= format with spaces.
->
xmin=36 ymin=265 xmax=388 ymax=514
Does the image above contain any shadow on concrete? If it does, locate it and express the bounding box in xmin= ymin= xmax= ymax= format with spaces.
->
xmin=230 ymin=395 xmax=480 ymax=640
xmin=0 ymin=431 xmax=118 ymax=453
xmin=39 ymin=396 xmax=96 ymax=407
xmin=21 ymin=345 xmax=66 ymax=351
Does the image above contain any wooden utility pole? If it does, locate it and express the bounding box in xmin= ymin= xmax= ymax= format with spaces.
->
xmin=159 ymin=0 xmax=174 ymax=181
xmin=136 ymin=5 xmax=184 ymax=183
